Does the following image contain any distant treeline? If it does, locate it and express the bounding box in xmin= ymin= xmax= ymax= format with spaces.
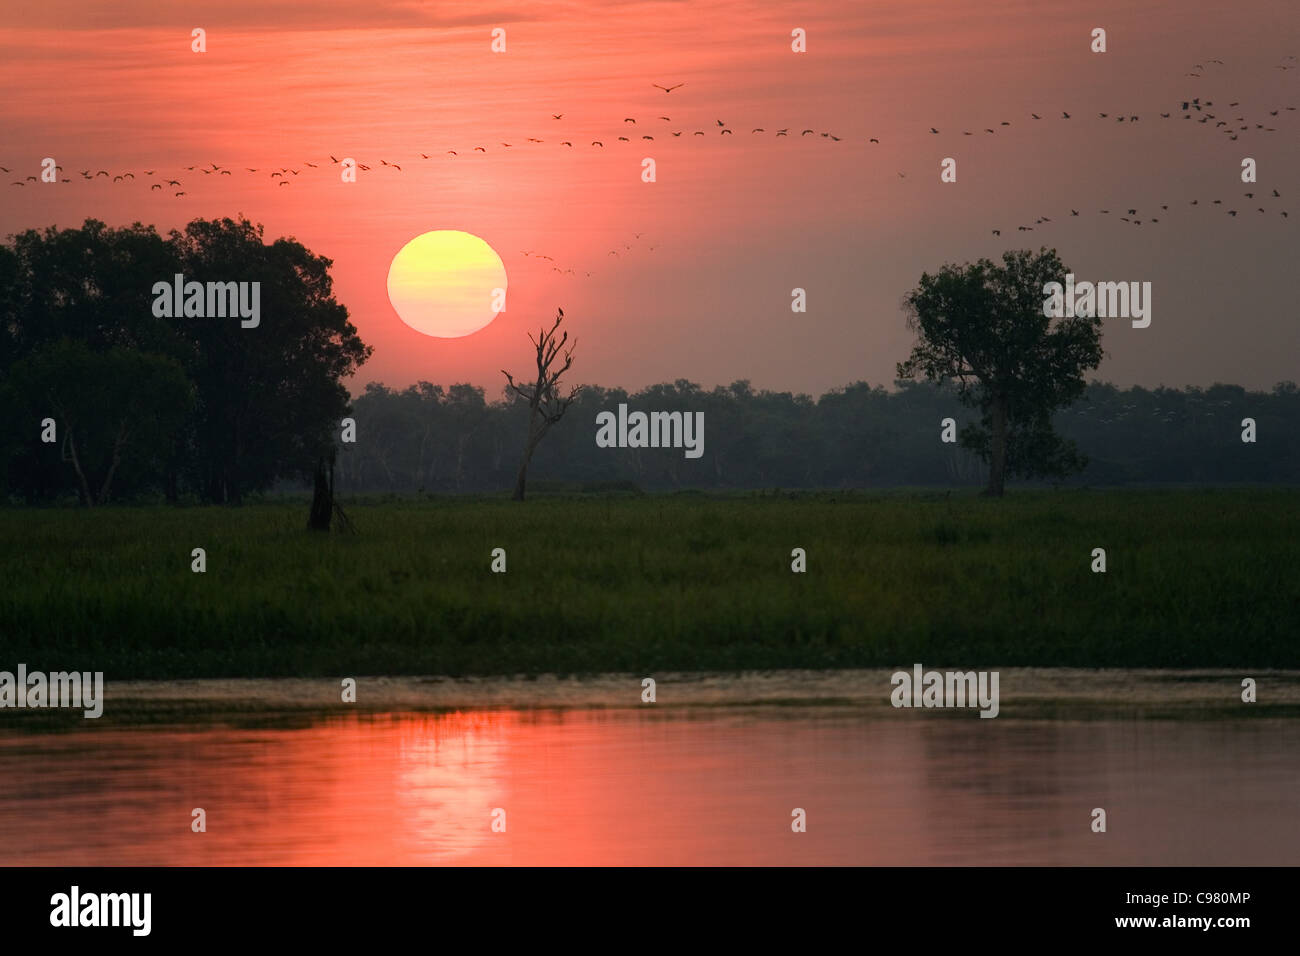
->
xmin=334 ymin=378 xmax=1299 ymax=494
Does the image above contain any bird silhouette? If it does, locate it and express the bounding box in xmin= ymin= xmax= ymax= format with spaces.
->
xmin=653 ymin=84 xmax=684 ymax=93
xmin=992 ymin=229 xmax=1000 ymax=236
xmin=475 ymin=146 xmax=486 ymax=152
xmin=1062 ymin=112 xmax=1071 ymax=119
xmin=624 ymin=118 xmax=636 ymax=124
xmin=591 ymin=141 xmax=603 ymax=147
xmin=151 ymin=183 xmax=162 ymax=190
xmin=552 ymin=113 xmax=563 ymax=119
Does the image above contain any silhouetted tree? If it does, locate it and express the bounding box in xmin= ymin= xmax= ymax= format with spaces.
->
xmin=0 ymin=217 xmax=371 ymax=504
xmin=897 ymin=249 xmax=1103 ymax=496
xmin=502 ymin=309 xmax=581 ymax=500
xmin=3 ymin=340 xmax=192 ymax=505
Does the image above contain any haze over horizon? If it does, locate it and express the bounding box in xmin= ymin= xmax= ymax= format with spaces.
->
xmin=2 ymin=0 xmax=1297 ymax=397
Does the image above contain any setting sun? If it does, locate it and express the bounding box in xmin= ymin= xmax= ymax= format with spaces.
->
xmin=386 ymin=230 xmax=507 ymax=338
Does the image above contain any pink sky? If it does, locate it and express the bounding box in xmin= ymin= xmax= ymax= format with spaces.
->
xmin=2 ymin=0 xmax=1297 ymax=396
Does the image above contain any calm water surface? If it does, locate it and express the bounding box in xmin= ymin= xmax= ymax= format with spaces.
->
xmin=2 ymin=693 xmax=1297 ymax=865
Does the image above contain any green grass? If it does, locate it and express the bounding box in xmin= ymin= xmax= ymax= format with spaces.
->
xmin=1 ymin=488 xmax=1297 ymax=677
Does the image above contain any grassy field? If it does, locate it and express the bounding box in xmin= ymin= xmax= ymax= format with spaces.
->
xmin=1 ymin=488 xmax=1297 ymax=678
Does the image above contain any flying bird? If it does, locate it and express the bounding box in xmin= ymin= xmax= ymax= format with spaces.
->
xmin=552 ymin=113 xmax=563 ymax=119
xmin=653 ymin=84 xmax=684 ymax=93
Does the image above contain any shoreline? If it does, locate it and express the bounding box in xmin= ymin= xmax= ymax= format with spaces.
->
xmin=3 ymin=668 xmax=1299 ymax=728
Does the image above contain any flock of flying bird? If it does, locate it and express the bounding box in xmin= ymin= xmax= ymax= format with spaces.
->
xmin=6 ymin=58 xmax=1297 ymax=249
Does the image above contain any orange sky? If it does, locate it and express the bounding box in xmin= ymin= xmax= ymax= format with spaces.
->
xmin=2 ymin=0 xmax=1297 ymax=396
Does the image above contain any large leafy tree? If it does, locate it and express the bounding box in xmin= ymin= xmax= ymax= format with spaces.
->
xmin=3 ymin=341 xmax=193 ymax=505
xmin=897 ymin=249 xmax=1103 ymax=495
xmin=169 ymin=217 xmax=371 ymax=502
xmin=0 ymin=217 xmax=371 ymax=503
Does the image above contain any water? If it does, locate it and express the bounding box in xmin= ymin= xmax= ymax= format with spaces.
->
xmin=1 ymin=671 xmax=1298 ymax=865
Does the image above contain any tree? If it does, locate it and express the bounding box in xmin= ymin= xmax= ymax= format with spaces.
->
xmin=501 ymin=309 xmax=581 ymax=500
xmin=2 ymin=340 xmax=193 ymax=505
xmin=166 ymin=217 xmax=371 ymax=502
xmin=0 ymin=217 xmax=371 ymax=504
xmin=897 ymin=249 xmax=1103 ymax=496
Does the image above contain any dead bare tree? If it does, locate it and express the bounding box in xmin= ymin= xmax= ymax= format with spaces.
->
xmin=502 ymin=308 xmax=581 ymax=500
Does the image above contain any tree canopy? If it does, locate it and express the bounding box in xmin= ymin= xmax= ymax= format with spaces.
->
xmin=0 ymin=217 xmax=371 ymax=503
xmin=897 ymin=248 xmax=1104 ymax=495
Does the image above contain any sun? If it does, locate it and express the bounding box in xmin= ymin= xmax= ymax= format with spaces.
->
xmin=387 ymin=230 xmax=507 ymax=338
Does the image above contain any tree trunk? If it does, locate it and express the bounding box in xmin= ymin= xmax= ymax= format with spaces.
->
xmin=512 ymin=458 xmax=528 ymax=501
xmin=63 ymin=430 xmax=95 ymax=506
xmin=512 ymin=423 xmax=543 ymax=501
xmin=308 ymin=456 xmax=333 ymax=530
xmin=985 ymin=395 xmax=1008 ymax=497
